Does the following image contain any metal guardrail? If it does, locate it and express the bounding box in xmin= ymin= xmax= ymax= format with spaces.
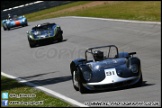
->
xmin=1 ymin=1 xmax=74 ymax=20
xmin=2 ymin=1 xmax=44 ymax=12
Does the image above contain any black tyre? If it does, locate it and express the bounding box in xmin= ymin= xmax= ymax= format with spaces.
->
xmin=72 ymin=70 xmax=79 ymax=91
xmin=23 ymin=22 xmax=28 ymax=27
xmin=78 ymin=78 xmax=87 ymax=94
xmin=3 ymin=26 xmax=7 ymax=31
xmin=77 ymin=71 xmax=88 ymax=94
xmin=7 ymin=27 xmax=10 ymax=30
xmin=25 ymin=22 xmax=28 ymax=26
xmin=135 ymin=74 xmax=143 ymax=86
xmin=57 ymin=33 xmax=63 ymax=42
xmin=28 ymin=37 xmax=36 ymax=48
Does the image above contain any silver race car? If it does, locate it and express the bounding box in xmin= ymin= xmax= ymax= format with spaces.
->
xmin=70 ymin=45 xmax=143 ymax=93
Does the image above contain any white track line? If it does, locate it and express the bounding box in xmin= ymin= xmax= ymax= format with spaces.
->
xmin=1 ymin=72 xmax=88 ymax=107
xmin=60 ymin=16 xmax=161 ymax=24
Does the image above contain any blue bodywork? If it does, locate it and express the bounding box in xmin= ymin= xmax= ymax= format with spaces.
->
xmin=70 ymin=45 xmax=143 ymax=93
xmin=81 ymin=57 xmax=140 ymax=83
xmin=2 ymin=15 xmax=28 ymax=30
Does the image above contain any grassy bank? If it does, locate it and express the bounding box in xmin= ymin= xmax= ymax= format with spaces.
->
xmin=1 ymin=76 xmax=72 ymax=107
xmin=25 ymin=1 xmax=161 ymax=22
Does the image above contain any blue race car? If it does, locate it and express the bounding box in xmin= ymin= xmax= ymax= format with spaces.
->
xmin=2 ymin=14 xmax=28 ymax=30
xmin=70 ymin=45 xmax=143 ymax=93
xmin=27 ymin=22 xmax=63 ymax=48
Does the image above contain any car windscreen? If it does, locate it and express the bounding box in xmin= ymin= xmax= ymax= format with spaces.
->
xmin=11 ymin=15 xmax=18 ymax=20
xmin=32 ymin=25 xmax=53 ymax=32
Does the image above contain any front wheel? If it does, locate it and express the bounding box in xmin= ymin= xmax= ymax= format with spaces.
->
xmin=28 ymin=37 xmax=36 ymax=48
xmin=72 ymin=70 xmax=79 ymax=91
xmin=7 ymin=27 xmax=10 ymax=30
xmin=77 ymin=72 xmax=88 ymax=94
xmin=58 ymin=34 xmax=63 ymax=42
xmin=135 ymin=74 xmax=143 ymax=87
xmin=72 ymin=69 xmax=88 ymax=93
xmin=78 ymin=78 xmax=87 ymax=94
xmin=3 ymin=26 xmax=7 ymax=31
xmin=25 ymin=22 xmax=28 ymax=26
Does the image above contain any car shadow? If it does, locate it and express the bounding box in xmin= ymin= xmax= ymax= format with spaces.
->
xmin=5 ymin=25 xmax=29 ymax=31
xmin=28 ymin=75 xmax=72 ymax=86
xmin=2 ymin=71 xmax=72 ymax=91
xmin=32 ymin=39 xmax=68 ymax=48
xmin=18 ymin=71 xmax=59 ymax=80
xmin=82 ymin=81 xmax=155 ymax=94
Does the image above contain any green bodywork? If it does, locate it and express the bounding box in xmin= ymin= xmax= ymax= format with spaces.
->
xmin=28 ymin=26 xmax=60 ymax=41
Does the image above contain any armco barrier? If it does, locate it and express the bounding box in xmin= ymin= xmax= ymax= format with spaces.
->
xmin=1 ymin=1 xmax=74 ymax=20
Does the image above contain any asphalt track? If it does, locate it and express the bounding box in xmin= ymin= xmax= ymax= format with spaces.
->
xmin=1 ymin=16 xmax=161 ymax=107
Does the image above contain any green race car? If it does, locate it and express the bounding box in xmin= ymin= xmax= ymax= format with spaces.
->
xmin=27 ymin=22 xmax=63 ymax=48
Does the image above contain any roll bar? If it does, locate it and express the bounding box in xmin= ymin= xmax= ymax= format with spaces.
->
xmin=85 ymin=45 xmax=119 ymax=61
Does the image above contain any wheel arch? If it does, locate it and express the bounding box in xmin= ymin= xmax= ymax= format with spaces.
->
xmin=70 ymin=58 xmax=86 ymax=75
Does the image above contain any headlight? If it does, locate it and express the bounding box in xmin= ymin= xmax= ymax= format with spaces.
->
xmin=83 ymin=71 xmax=91 ymax=81
xmin=29 ymin=35 xmax=34 ymax=39
xmin=22 ymin=19 xmax=25 ymax=22
xmin=57 ymin=26 xmax=61 ymax=30
xmin=130 ymin=64 xmax=138 ymax=73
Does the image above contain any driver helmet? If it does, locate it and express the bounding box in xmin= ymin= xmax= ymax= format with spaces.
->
xmin=93 ymin=50 xmax=104 ymax=61
xmin=8 ymin=14 xmax=11 ymax=19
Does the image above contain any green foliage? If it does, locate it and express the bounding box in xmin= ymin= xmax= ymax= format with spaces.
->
xmin=25 ymin=1 xmax=160 ymax=22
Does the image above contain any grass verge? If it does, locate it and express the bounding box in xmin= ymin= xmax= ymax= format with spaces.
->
xmin=25 ymin=1 xmax=161 ymax=22
xmin=1 ymin=76 xmax=72 ymax=107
